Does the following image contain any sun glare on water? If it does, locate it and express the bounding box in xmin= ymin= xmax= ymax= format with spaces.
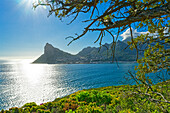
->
xmin=17 ymin=59 xmax=45 ymax=84
xmin=21 ymin=64 xmax=46 ymax=84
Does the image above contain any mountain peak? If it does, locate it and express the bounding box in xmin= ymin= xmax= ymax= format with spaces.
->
xmin=45 ymin=43 xmax=54 ymax=48
xmin=44 ymin=43 xmax=55 ymax=54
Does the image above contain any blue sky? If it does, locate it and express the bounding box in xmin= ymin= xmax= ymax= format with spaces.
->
xmin=0 ymin=0 xmax=133 ymax=59
xmin=0 ymin=0 xmax=112 ymax=59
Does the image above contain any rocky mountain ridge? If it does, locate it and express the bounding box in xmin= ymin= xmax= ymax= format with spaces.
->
xmin=33 ymin=41 xmax=141 ymax=64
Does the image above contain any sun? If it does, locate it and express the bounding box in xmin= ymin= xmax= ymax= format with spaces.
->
xmin=16 ymin=0 xmax=47 ymax=8
xmin=17 ymin=0 xmax=36 ymax=6
xmin=15 ymin=0 xmax=35 ymax=10
xmin=16 ymin=0 xmax=47 ymax=14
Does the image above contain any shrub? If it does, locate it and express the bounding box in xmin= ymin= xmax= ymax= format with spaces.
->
xmin=22 ymin=102 xmax=37 ymax=108
xmin=76 ymin=90 xmax=112 ymax=105
xmin=0 ymin=109 xmax=4 ymax=113
xmin=9 ymin=107 xmax=19 ymax=113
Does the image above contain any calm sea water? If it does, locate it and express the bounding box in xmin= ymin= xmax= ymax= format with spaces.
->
xmin=0 ymin=60 xmax=136 ymax=110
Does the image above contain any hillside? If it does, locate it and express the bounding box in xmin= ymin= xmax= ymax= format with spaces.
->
xmin=1 ymin=80 xmax=169 ymax=112
xmin=33 ymin=41 xmax=142 ymax=64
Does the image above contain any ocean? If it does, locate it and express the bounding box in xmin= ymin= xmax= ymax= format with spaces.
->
xmin=0 ymin=60 xmax=136 ymax=110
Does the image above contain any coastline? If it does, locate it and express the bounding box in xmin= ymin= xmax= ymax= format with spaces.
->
xmin=32 ymin=61 xmax=137 ymax=64
xmin=1 ymin=80 xmax=169 ymax=112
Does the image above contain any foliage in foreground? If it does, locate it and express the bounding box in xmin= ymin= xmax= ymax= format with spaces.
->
xmin=1 ymin=80 xmax=169 ymax=113
xmin=33 ymin=0 xmax=170 ymax=112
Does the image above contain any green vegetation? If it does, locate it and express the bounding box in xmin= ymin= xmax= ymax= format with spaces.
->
xmin=36 ymin=0 xmax=170 ymax=111
xmin=1 ymin=80 xmax=169 ymax=113
xmin=3 ymin=0 xmax=168 ymax=112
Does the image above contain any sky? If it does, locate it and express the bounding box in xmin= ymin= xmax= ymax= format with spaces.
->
xmin=0 ymin=0 xmax=139 ymax=60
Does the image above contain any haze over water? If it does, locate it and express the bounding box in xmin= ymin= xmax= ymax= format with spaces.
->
xmin=0 ymin=60 xmax=135 ymax=110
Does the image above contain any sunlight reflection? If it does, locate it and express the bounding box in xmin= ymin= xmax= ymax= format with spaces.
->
xmin=21 ymin=64 xmax=46 ymax=84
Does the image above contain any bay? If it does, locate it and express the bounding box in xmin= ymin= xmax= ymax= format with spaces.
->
xmin=0 ymin=60 xmax=135 ymax=110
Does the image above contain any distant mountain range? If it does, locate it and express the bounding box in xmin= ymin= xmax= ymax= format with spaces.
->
xmin=33 ymin=41 xmax=142 ymax=64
